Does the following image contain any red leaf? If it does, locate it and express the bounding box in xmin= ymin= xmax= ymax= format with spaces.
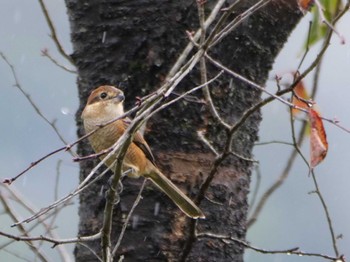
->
xmin=309 ymin=109 xmax=328 ymax=168
xmin=292 ymin=81 xmax=310 ymax=116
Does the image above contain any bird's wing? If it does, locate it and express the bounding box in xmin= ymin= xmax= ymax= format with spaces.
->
xmin=122 ymin=119 xmax=156 ymax=166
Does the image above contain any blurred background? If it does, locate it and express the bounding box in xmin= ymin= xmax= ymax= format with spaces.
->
xmin=0 ymin=1 xmax=349 ymax=261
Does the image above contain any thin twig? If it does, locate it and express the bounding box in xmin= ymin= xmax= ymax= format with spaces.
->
xmin=10 ymin=161 xmax=114 ymax=226
xmin=167 ymin=0 xmax=226 ymax=78
xmin=310 ymin=170 xmax=339 ymax=256
xmin=290 ymin=107 xmax=340 ymax=256
xmin=248 ymin=166 xmax=261 ymax=214
xmin=322 ymin=116 xmax=350 ymax=133
xmin=73 ymin=147 xmax=114 ymax=162
xmin=36 ymin=159 xmax=68 ymax=260
xmin=314 ymin=0 xmax=345 ymax=44
xmin=180 ymin=128 xmax=239 ymax=260
xmin=37 ymin=0 xmax=75 ymax=64
xmin=101 ymin=158 xmax=124 ymax=262
xmin=0 ymin=52 xmax=76 ymax=157
xmin=197 ymin=232 xmax=345 ymax=261
xmin=297 ymin=21 xmax=313 ymax=72
xmin=247 ymin=124 xmax=307 ymax=228
xmin=151 ymin=71 xmax=223 ymax=117
xmin=77 ymin=242 xmax=103 ymax=262
xmin=289 ymin=102 xmax=309 ymax=166
xmin=164 ymin=49 xmax=206 ymax=97
xmin=228 ymin=151 xmax=258 ymax=163
xmin=208 ymin=0 xmax=271 ymax=48
xmin=206 ymin=54 xmax=300 ymax=110
xmin=0 ymin=230 xmax=101 ymax=247
xmin=2 ymin=248 xmax=33 ymax=262
xmin=0 ymin=184 xmax=73 ymax=262
xmin=197 ymin=130 xmax=219 ymax=156
xmin=3 ymin=146 xmax=66 ymax=185
xmin=112 ymin=179 xmax=146 ymax=256
xmin=54 ymin=160 xmax=62 ymax=201
xmin=255 ymin=140 xmax=294 ymax=146
xmin=41 ymin=49 xmax=76 ymax=73
xmin=195 ymin=0 xmax=231 ymax=130
xmin=0 ymin=195 xmax=50 ymax=262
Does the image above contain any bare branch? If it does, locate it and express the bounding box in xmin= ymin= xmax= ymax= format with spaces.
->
xmin=2 ymin=248 xmax=33 ymax=262
xmin=0 ymin=52 xmax=76 ymax=157
xmin=167 ymin=0 xmax=226 ymax=78
xmin=10 ymin=162 xmax=113 ymax=226
xmin=248 ymin=166 xmax=261 ymax=214
xmin=206 ymin=54 xmax=299 ymax=110
xmin=197 ymin=130 xmax=219 ymax=157
xmin=3 ymin=120 xmax=94 ymax=184
xmin=322 ymin=116 xmax=350 ymax=133
xmin=0 ymin=184 xmax=72 ymax=262
xmin=0 ymin=194 xmax=50 ymax=262
xmin=297 ymin=21 xmax=312 ymax=72
xmin=73 ymin=147 xmax=114 ymax=162
xmin=41 ymin=49 xmax=76 ymax=73
xmin=77 ymin=242 xmax=103 ymax=262
xmin=310 ymin=170 xmax=340 ymax=256
xmin=255 ymin=140 xmax=294 ymax=146
xmin=314 ymin=0 xmax=345 ymax=44
xmin=228 ymin=151 xmax=258 ymax=163
xmin=247 ymin=79 xmax=310 ymax=228
xmin=101 ymin=155 xmax=124 ymax=262
xmin=112 ymin=179 xmax=147 ymax=256
xmin=37 ymin=0 xmax=75 ymax=64
xmin=208 ymin=0 xmax=271 ymax=48
xmin=3 ymin=146 xmax=66 ymax=185
xmin=0 ymin=230 xmax=101 ymax=246
xmin=195 ymin=0 xmax=231 ymax=130
xmin=150 ymin=71 xmax=223 ymax=118
xmin=197 ymin=232 xmax=345 ymax=261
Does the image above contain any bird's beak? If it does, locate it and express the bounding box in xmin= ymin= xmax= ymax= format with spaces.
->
xmin=113 ymin=93 xmax=125 ymax=103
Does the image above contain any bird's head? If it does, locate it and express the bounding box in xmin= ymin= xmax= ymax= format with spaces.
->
xmin=82 ymin=85 xmax=125 ymax=125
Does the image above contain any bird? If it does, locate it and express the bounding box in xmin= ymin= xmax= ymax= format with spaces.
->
xmin=81 ymin=85 xmax=205 ymax=219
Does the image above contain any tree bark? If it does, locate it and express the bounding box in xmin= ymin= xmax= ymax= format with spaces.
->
xmin=65 ymin=0 xmax=302 ymax=261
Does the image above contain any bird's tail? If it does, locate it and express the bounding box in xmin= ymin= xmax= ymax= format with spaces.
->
xmin=146 ymin=169 xmax=205 ymax=219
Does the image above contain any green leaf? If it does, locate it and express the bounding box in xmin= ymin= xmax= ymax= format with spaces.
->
xmin=304 ymin=0 xmax=341 ymax=48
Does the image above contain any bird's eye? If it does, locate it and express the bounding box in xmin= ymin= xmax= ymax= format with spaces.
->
xmin=100 ymin=92 xmax=108 ymax=99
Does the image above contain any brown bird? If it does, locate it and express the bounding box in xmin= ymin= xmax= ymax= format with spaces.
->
xmin=82 ymin=85 xmax=205 ymax=219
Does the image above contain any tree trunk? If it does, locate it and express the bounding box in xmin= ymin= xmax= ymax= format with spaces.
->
xmin=65 ymin=0 xmax=302 ymax=261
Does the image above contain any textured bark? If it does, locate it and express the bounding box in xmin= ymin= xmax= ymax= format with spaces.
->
xmin=65 ymin=0 xmax=302 ymax=261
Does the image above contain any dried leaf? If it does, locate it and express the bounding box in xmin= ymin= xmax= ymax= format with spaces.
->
xmin=292 ymin=81 xmax=310 ymax=116
xmin=298 ymin=0 xmax=314 ymax=13
xmin=309 ymin=109 xmax=328 ymax=168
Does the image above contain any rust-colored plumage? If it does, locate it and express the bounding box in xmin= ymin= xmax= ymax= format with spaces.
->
xmin=82 ymin=85 xmax=205 ymax=219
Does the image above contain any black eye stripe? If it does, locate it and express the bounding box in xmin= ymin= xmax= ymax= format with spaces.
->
xmin=89 ymin=92 xmax=108 ymax=105
xmin=88 ymin=89 xmax=123 ymax=105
